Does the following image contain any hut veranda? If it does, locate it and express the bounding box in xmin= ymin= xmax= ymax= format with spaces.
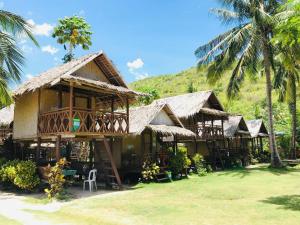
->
xmin=0 ymin=51 xmax=269 ymax=186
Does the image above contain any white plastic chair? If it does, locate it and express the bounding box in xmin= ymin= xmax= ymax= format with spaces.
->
xmin=83 ymin=169 xmax=97 ymax=192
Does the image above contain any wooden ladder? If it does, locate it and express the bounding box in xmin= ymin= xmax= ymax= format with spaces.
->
xmin=102 ymin=138 xmax=122 ymax=190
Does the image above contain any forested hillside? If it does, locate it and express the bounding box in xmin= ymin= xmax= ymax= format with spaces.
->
xmin=129 ymin=67 xmax=295 ymax=141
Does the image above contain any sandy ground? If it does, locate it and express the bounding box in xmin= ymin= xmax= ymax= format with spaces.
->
xmin=0 ymin=187 xmax=123 ymax=225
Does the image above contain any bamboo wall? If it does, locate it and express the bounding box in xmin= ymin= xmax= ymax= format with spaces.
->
xmin=13 ymin=91 xmax=38 ymax=140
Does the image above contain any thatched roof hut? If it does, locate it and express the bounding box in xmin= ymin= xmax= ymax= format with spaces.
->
xmin=0 ymin=104 xmax=14 ymax=128
xmin=223 ymin=116 xmax=250 ymax=138
xmin=246 ymin=119 xmax=268 ymax=138
xmin=13 ymin=51 xmax=144 ymax=99
xmin=129 ymin=103 xmax=196 ymax=137
xmin=152 ymin=91 xmax=228 ymax=119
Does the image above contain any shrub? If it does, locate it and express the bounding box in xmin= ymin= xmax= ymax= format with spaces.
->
xmin=14 ymin=161 xmax=40 ymax=190
xmin=0 ymin=160 xmax=19 ymax=184
xmin=192 ymin=154 xmax=209 ymax=176
xmin=168 ymin=146 xmax=191 ymax=176
xmin=45 ymin=158 xmax=67 ymax=199
xmin=141 ymin=159 xmax=160 ymax=182
xmin=0 ymin=160 xmax=40 ymax=190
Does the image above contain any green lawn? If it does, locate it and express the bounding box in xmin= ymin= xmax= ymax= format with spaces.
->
xmin=0 ymin=215 xmax=21 ymax=225
xmin=31 ymin=165 xmax=300 ymax=225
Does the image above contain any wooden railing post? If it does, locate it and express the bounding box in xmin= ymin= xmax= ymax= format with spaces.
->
xmin=69 ymin=83 xmax=74 ymax=132
xmin=111 ymin=98 xmax=114 ymax=133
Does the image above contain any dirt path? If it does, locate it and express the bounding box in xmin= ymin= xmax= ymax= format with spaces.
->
xmin=0 ymin=192 xmax=63 ymax=225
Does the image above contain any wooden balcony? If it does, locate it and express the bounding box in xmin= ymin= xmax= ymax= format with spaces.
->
xmin=38 ymin=107 xmax=129 ymax=136
xmin=187 ymin=124 xmax=224 ymax=140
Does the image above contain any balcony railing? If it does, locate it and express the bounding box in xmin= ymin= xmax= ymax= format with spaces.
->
xmin=38 ymin=107 xmax=129 ymax=136
xmin=186 ymin=124 xmax=224 ymax=139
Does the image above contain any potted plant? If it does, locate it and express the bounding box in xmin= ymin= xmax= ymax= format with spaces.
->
xmin=165 ymin=171 xmax=172 ymax=181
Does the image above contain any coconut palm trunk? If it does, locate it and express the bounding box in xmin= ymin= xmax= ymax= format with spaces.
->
xmin=262 ymin=38 xmax=282 ymax=167
xmin=289 ymin=79 xmax=297 ymax=159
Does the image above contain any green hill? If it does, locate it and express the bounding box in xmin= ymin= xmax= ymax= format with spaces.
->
xmin=129 ymin=67 xmax=293 ymax=140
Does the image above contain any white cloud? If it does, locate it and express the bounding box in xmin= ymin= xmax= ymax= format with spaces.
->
xmin=27 ymin=19 xmax=54 ymax=36
xmin=127 ymin=58 xmax=144 ymax=70
xmin=21 ymin=45 xmax=33 ymax=53
xmin=0 ymin=2 xmax=4 ymax=9
xmin=25 ymin=73 xmax=34 ymax=79
xmin=127 ymin=58 xmax=149 ymax=80
xmin=42 ymin=45 xmax=59 ymax=55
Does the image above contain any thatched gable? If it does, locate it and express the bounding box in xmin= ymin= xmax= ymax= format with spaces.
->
xmin=152 ymin=91 xmax=228 ymax=119
xmin=223 ymin=116 xmax=250 ymax=137
xmin=129 ymin=104 xmax=195 ymax=137
xmin=0 ymin=104 xmax=14 ymax=127
xmin=246 ymin=119 xmax=268 ymax=138
xmin=13 ymin=51 xmax=143 ymax=97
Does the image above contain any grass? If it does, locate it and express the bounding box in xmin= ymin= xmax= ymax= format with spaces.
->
xmin=28 ymin=165 xmax=300 ymax=225
xmin=0 ymin=215 xmax=21 ymax=225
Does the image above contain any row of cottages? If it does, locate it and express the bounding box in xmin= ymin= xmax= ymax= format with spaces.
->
xmin=0 ymin=51 xmax=270 ymax=186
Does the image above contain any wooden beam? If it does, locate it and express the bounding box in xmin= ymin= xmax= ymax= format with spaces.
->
xmin=58 ymin=86 xmax=62 ymax=108
xmin=103 ymin=138 xmax=122 ymax=188
xmin=69 ymin=83 xmax=74 ymax=132
xmin=55 ymin=135 xmax=61 ymax=161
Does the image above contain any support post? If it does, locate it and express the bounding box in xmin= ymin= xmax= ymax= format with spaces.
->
xmin=111 ymin=98 xmax=114 ymax=132
xmin=36 ymin=137 xmax=41 ymax=163
xmin=259 ymin=136 xmax=263 ymax=153
xmin=55 ymin=135 xmax=61 ymax=161
xmin=69 ymin=83 xmax=74 ymax=132
xmin=58 ymin=86 xmax=62 ymax=109
xmin=126 ymin=97 xmax=129 ymax=133
xmin=103 ymin=138 xmax=122 ymax=188
xmin=37 ymin=89 xmax=41 ymax=134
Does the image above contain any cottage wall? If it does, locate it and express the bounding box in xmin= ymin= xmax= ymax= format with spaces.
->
xmin=151 ymin=110 xmax=174 ymax=126
xmin=13 ymin=91 xmax=38 ymax=140
xmin=185 ymin=141 xmax=209 ymax=157
xmin=73 ymin=61 xmax=109 ymax=83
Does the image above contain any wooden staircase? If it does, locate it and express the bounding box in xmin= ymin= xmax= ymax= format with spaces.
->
xmin=206 ymin=140 xmax=224 ymax=170
xmin=98 ymin=138 xmax=122 ymax=190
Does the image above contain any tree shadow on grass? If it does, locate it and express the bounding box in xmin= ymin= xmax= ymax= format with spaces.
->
xmin=216 ymin=166 xmax=296 ymax=178
xmin=261 ymin=195 xmax=300 ymax=211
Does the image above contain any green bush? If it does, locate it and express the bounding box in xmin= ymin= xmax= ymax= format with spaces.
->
xmin=193 ymin=154 xmax=209 ymax=176
xmin=168 ymin=146 xmax=191 ymax=176
xmin=141 ymin=159 xmax=160 ymax=182
xmin=14 ymin=161 xmax=40 ymax=190
xmin=0 ymin=160 xmax=40 ymax=191
xmin=0 ymin=160 xmax=19 ymax=184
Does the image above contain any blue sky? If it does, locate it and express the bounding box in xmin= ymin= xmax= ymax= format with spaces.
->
xmin=3 ymin=0 xmax=228 ymax=85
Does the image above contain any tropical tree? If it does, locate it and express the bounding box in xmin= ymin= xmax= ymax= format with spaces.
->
xmin=273 ymin=54 xmax=299 ymax=159
xmin=0 ymin=10 xmax=38 ymax=106
xmin=195 ymin=0 xmax=283 ymax=167
xmin=273 ymin=0 xmax=300 ymax=159
xmin=52 ymin=16 xmax=92 ymax=63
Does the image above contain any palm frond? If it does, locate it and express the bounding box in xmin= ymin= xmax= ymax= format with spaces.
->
xmin=0 ymin=10 xmax=38 ymax=46
xmin=210 ymin=8 xmax=242 ymax=24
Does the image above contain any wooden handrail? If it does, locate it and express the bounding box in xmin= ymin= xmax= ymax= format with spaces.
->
xmin=38 ymin=107 xmax=128 ymax=135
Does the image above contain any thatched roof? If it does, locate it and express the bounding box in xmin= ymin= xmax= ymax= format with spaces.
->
xmin=152 ymin=91 xmax=228 ymax=119
xmin=129 ymin=103 xmax=195 ymax=137
xmin=13 ymin=51 xmax=143 ymax=97
xmin=146 ymin=125 xmax=196 ymax=137
xmin=223 ymin=116 xmax=250 ymax=138
xmin=0 ymin=104 xmax=14 ymax=127
xmin=246 ymin=119 xmax=268 ymax=138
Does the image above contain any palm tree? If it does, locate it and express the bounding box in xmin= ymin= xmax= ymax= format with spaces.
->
xmin=0 ymin=10 xmax=38 ymax=106
xmin=195 ymin=0 xmax=282 ymax=167
xmin=274 ymin=48 xmax=299 ymax=159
